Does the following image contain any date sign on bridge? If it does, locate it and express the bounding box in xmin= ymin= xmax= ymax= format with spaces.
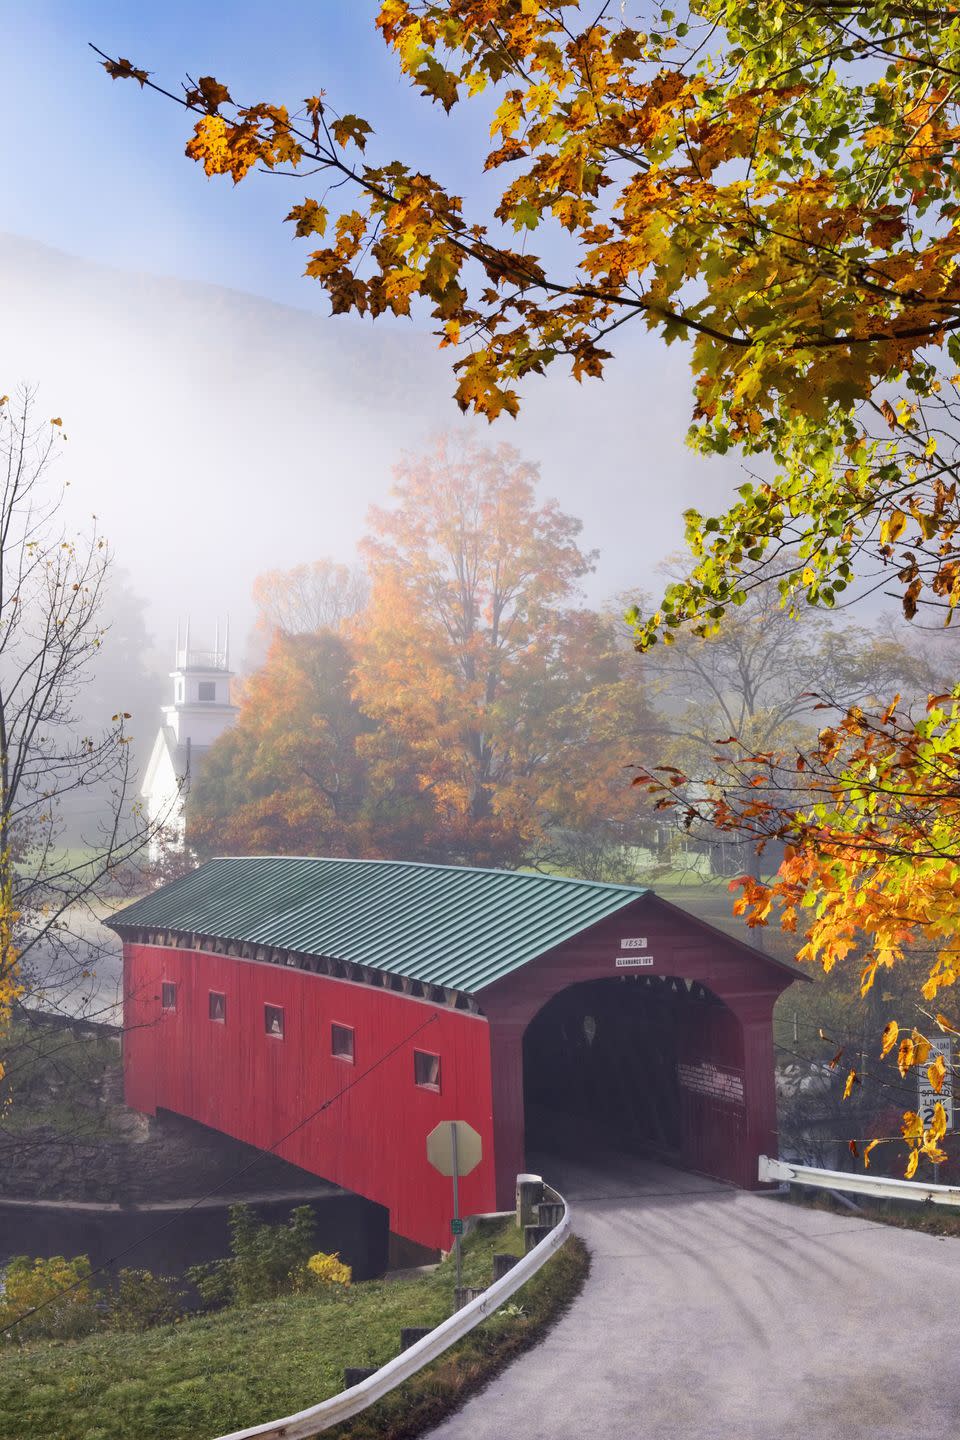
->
xmin=427 ymin=1120 xmax=483 ymax=1294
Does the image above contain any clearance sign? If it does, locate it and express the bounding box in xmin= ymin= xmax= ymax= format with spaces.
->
xmin=616 ymin=938 xmax=654 ymax=969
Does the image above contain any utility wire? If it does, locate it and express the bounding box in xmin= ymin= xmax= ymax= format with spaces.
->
xmin=0 ymin=1009 xmax=439 ymax=1337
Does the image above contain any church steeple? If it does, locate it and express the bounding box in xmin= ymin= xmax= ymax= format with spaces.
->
xmin=142 ymin=619 xmax=240 ymax=861
xmin=164 ymin=616 xmax=239 ymax=747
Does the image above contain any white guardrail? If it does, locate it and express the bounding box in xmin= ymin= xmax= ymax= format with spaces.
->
xmin=212 ymin=1178 xmax=572 ymax=1440
xmin=759 ymin=1154 xmax=960 ymax=1206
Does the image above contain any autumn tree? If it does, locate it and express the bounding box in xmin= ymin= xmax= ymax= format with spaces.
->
xmin=527 ymin=604 xmax=663 ymax=883
xmin=354 ymin=437 xmax=598 ymax=867
xmin=190 ymin=630 xmax=378 ymax=857
xmin=245 ymin=558 xmax=369 ymax=669
xmin=0 ymin=392 xmax=166 ymax=1080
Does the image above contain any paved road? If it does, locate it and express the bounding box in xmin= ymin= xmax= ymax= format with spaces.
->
xmin=429 ymin=1151 xmax=960 ymax=1440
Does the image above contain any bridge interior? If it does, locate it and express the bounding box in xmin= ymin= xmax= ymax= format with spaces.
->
xmin=522 ymin=974 xmax=741 ymax=1174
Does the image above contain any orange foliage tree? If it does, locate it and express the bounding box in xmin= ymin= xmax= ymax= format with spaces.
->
xmin=189 ymin=631 xmax=379 ymax=857
xmin=355 ymin=436 xmax=601 ymax=867
xmin=194 ymin=440 xmax=659 ymax=871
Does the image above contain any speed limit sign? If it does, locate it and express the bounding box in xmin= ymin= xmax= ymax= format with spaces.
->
xmin=919 ymin=1037 xmax=953 ymax=1133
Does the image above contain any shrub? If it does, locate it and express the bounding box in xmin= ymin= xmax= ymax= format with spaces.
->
xmin=109 ymin=1269 xmax=183 ymax=1331
xmin=302 ymin=1251 xmax=351 ymax=1290
xmin=0 ymin=1254 xmax=99 ymax=1341
xmin=187 ymin=1203 xmax=318 ymax=1308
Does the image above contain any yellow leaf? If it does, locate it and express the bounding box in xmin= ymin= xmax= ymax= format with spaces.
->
xmin=897 ymin=1036 xmax=915 ymax=1077
xmin=880 ymin=509 xmax=907 ymax=545
xmin=863 ymin=1139 xmax=881 ymax=1168
xmin=843 ymin=1068 xmax=858 ymax=1100
xmin=50 ymin=417 xmax=62 ymax=427
xmin=905 ymin=1148 xmax=920 ymax=1179
xmin=928 ymin=1054 xmax=947 ymax=1094
xmin=929 ymin=1100 xmax=948 ymax=1142
xmin=901 ymin=1110 xmax=923 ymax=1141
xmin=880 ymin=1020 xmax=899 ymax=1058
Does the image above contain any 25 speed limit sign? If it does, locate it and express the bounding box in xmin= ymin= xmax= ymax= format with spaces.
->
xmin=919 ymin=1037 xmax=954 ymax=1132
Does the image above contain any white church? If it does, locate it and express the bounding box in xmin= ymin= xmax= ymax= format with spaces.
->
xmin=142 ymin=621 xmax=239 ymax=860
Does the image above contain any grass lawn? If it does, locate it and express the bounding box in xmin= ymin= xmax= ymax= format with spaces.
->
xmin=0 ymin=1218 xmax=588 ymax=1440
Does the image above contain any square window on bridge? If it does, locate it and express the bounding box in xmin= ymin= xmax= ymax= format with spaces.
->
xmin=161 ymin=982 xmax=176 ymax=1011
xmin=265 ymin=1004 xmax=284 ymax=1039
xmin=414 ymin=1049 xmax=441 ymax=1092
xmin=331 ymin=1023 xmax=354 ymax=1063
xmin=208 ymin=991 xmax=226 ymax=1023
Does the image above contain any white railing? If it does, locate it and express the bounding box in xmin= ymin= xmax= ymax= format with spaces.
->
xmin=759 ymin=1154 xmax=960 ymax=1206
xmin=212 ymin=1179 xmax=571 ymax=1440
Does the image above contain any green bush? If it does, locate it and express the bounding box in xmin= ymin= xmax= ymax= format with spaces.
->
xmin=187 ymin=1203 xmax=317 ymax=1308
xmin=0 ymin=1254 xmax=99 ymax=1342
xmin=108 ymin=1269 xmax=183 ymax=1331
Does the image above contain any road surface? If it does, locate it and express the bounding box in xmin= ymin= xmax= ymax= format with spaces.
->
xmin=428 ymin=1151 xmax=960 ymax=1440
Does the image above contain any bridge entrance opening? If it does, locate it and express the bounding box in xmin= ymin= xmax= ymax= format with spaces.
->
xmin=522 ymin=974 xmax=744 ymax=1175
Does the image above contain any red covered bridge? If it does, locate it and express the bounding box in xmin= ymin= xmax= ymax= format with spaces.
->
xmin=110 ymin=857 xmax=801 ymax=1252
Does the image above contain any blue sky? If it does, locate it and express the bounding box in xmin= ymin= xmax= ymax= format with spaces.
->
xmin=3 ymin=1 xmax=491 ymax=308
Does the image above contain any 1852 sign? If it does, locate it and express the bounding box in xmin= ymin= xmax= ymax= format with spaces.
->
xmin=617 ymin=937 xmax=653 ymax=968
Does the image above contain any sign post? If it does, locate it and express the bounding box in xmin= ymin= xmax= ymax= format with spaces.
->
xmin=427 ymin=1120 xmax=483 ymax=1301
xmin=451 ymin=1121 xmax=462 ymax=1293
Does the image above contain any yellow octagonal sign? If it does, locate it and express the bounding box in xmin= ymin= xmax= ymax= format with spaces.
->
xmin=426 ymin=1120 xmax=483 ymax=1178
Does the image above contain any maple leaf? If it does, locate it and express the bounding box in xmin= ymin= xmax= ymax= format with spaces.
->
xmin=880 ymin=1020 xmax=899 ymax=1058
xmin=927 ymin=1054 xmax=947 ymax=1094
xmin=101 ymin=56 xmax=149 ymax=87
xmin=331 ymin=115 xmax=374 ymax=151
xmin=285 ymin=199 xmax=328 ymax=238
xmin=196 ymin=75 xmax=232 ymax=112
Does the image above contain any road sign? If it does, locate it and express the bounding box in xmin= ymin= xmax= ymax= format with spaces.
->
xmin=427 ymin=1120 xmax=482 ymax=1295
xmin=426 ymin=1120 xmax=483 ymax=1178
xmin=919 ymin=1036 xmax=954 ymax=1134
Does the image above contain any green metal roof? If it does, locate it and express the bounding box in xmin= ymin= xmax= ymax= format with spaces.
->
xmin=108 ymin=855 xmax=648 ymax=995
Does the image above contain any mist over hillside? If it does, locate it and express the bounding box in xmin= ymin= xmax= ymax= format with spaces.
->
xmin=0 ymin=232 xmax=743 ymax=666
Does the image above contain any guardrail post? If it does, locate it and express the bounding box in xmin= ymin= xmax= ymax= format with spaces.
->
xmin=400 ymin=1327 xmax=432 ymax=1351
xmin=516 ymin=1172 xmax=543 ymax=1229
xmin=343 ymin=1367 xmax=377 ymax=1389
xmin=492 ymin=1253 xmax=520 ymax=1282
xmin=524 ymin=1223 xmax=552 ymax=1252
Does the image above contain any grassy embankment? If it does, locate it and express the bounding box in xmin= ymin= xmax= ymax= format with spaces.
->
xmin=0 ymin=1218 xmax=589 ymax=1440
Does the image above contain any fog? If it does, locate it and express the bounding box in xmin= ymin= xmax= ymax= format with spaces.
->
xmin=0 ymin=230 xmax=748 ymax=672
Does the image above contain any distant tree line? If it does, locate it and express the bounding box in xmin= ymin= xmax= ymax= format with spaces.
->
xmin=189 ymin=439 xmax=932 ymax=881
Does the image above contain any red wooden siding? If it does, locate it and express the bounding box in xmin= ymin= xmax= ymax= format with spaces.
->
xmin=123 ymin=944 xmax=497 ymax=1251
